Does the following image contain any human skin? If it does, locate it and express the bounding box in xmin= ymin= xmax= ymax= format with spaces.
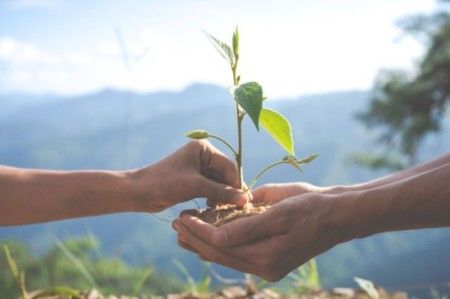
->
xmin=0 ymin=140 xmax=248 ymax=226
xmin=172 ymin=152 xmax=450 ymax=282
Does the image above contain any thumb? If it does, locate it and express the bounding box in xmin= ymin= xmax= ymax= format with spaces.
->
xmin=194 ymin=176 xmax=249 ymax=206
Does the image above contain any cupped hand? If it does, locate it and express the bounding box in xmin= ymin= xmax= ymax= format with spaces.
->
xmin=131 ymin=140 xmax=249 ymax=212
xmin=172 ymin=191 xmax=347 ymax=282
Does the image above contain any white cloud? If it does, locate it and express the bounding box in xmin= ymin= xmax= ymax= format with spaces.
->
xmin=0 ymin=20 xmax=424 ymax=97
xmin=0 ymin=37 xmax=60 ymax=64
xmin=0 ymin=30 xmax=189 ymax=94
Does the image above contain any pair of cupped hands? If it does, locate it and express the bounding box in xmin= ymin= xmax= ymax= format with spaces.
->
xmin=147 ymin=140 xmax=343 ymax=282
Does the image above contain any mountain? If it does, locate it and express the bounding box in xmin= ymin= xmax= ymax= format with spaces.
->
xmin=0 ymin=84 xmax=449 ymax=290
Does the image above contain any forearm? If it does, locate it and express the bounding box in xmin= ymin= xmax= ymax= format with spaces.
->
xmin=329 ymin=152 xmax=450 ymax=193
xmin=0 ymin=166 xmax=140 ymax=226
xmin=333 ymin=161 xmax=450 ymax=241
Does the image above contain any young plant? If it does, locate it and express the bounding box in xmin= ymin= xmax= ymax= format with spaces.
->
xmin=186 ymin=27 xmax=317 ymax=192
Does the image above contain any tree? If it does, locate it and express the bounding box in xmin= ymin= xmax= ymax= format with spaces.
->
xmin=356 ymin=1 xmax=450 ymax=170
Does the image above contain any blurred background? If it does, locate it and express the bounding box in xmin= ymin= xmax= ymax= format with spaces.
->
xmin=1 ymin=0 xmax=449 ymax=297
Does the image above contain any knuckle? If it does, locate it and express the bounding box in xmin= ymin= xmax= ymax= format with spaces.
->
xmin=185 ymin=140 xmax=209 ymax=153
xmin=194 ymin=139 xmax=210 ymax=148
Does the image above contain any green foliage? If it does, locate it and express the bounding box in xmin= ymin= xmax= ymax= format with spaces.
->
xmin=285 ymin=259 xmax=321 ymax=294
xmin=3 ymin=245 xmax=28 ymax=299
xmin=131 ymin=267 xmax=153 ymax=297
xmin=260 ymin=108 xmax=294 ymax=155
xmin=33 ymin=286 xmax=80 ymax=299
xmin=204 ymin=31 xmax=235 ymax=65
xmin=0 ymin=237 xmax=184 ymax=298
xmin=232 ymin=27 xmax=239 ymax=59
xmin=53 ymin=237 xmax=98 ymax=288
xmin=234 ymin=82 xmax=264 ymax=130
xmin=356 ymin=6 xmax=450 ymax=169
xmin=187 ymin=27 xmax=316 ymax=189
xmin=172 ymin=259 xmax=212 ymax=295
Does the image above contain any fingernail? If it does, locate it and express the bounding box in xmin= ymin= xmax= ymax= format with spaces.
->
xmin=233 ymin=191 xmax=250 ymax=206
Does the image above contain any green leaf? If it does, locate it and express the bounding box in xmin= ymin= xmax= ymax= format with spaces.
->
xmin=232 ymin=27 xmax=239 ymax=59
xmin=260 ymin=108 xmax=295 ymax=154
xmin=185 ymin=130 xmax=210 ymax=139
xmin=234 ymin=82 xmax=264 ymax=130
xmin=203 ymin=31 xmax=234 ymax=65
xmin=297 ymin=153 xmax=319 ymax=164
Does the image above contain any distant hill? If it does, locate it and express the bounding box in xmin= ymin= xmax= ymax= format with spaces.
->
xmin=0 ymin=84 xmax=449 ymax=289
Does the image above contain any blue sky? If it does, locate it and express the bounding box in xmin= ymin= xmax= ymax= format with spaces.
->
xmin=0 ymin=0 xmax=444 ymax=97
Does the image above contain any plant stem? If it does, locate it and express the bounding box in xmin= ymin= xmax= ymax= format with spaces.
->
xmin=231 ymin=60 xmax=244 ymax=190
xmin=209 ymin=135 xmax=238 ymax=157
xmin=247 ymin=161 xmax=287 ymax=190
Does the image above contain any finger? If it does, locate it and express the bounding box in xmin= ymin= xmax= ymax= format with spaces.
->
xmin=194 ymin=176 xmax=249 ymax=206
xmin=208 ymin=149 xmax=240 ymax=188
xmin=181 ymin=213 xmax=268 ymax=248
xmin=180 ymin=215 xmax=217 ymax=244
xmin=175 ymin=219 xmax=258 ymax=274
xmin=178 ymin=239 xmax=198 ymax=254
xmin=251 ymin=185 xmax=270 ymax=204
xmin=174 ymin=219 xmax=200 ymax=254
xmin=180 ymin=215 xmax=289 ymax=268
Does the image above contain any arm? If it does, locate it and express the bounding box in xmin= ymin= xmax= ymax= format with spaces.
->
xmin=247 ymin=152 xmax=450 ymax=202
xmin=0 ymin=166 xmax=135 ymax=225
xmin=334 ymin=152 xmax=450 ymax=192
xmin=173 ymin=155 xmax=450 ymax=282
xmin=343 ymin=160 xmax=450 ymax=239
xmin=0 ymin=140 xmax=248 ymax=226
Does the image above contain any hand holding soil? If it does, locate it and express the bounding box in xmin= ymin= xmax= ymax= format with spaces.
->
xmin=173 ymin=184 xmax=341 ymax=282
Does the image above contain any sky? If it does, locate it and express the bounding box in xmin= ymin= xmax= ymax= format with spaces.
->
xmin=0 ymin=0 xmax=444 ymax=98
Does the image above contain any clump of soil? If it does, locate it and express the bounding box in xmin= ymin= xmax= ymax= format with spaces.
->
xmin=198 ymin=202 xmax=271 ymax=226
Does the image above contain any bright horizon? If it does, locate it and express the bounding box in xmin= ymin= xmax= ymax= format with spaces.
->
xmin=0 ymin=0 xmax=444 ymax=98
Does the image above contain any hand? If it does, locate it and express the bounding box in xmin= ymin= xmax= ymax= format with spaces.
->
xmin=250 ymin=182 xmax=328 ymax=205
xmin=130 ymin=140 xmax=249 ymax=212
xmin=173 ymin=190 xmax=349 ymax=282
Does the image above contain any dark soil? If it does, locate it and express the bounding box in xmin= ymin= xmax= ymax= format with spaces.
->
xmin=198 ymin=203 xmax=271 ymax=226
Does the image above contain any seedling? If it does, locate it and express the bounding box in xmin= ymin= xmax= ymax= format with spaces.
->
xmin=186 ymin=27 xmax=317 ymax=191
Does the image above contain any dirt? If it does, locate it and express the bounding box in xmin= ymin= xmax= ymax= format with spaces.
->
xmin=28 ymin=286 xmax=408 ymax=299
xmin=197 ymin=203 xmax=271 ymax=226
